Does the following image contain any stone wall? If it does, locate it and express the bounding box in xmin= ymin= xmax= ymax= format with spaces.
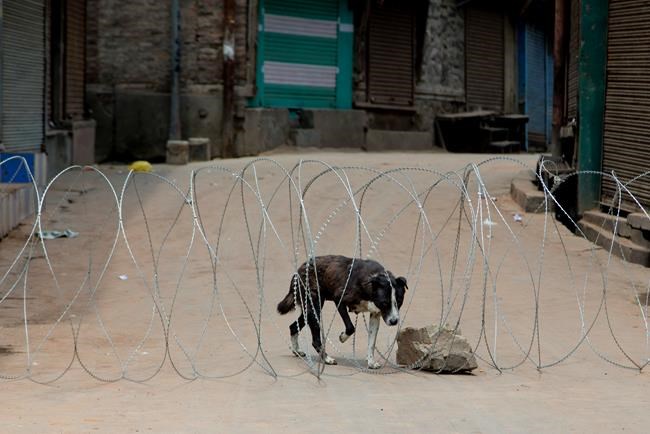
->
xmin=416 ymin=0 xmax=465 ymax=102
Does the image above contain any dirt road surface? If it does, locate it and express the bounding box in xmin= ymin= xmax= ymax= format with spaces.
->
xmin=1 ymin=150 xmax=648 ymax=433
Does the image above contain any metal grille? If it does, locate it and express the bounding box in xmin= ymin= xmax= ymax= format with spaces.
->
xmin=1 ymin=0 xmax=45 ymax=151
xmin=65 ymin=0 xmax=85 ymax=119
xmin=566 ymin=0 xmax=580 ymax=120
xmin=367 ymin=1 xmax=414 ymax=107
xmin=602 ymin=0 xmax=650 ymax=209
xmin=465 ymin=6 xmax=504 ymax=112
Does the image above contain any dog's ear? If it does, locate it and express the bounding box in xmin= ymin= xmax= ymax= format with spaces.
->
xmin=364 ymin=273 xmax=381 ymax=292
xmin=396 ymin=276 xmax=408 ymax=291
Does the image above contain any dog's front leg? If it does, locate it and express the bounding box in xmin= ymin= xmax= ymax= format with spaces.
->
xmin=367 ymin=313 xmax=381 ymax=369
xmin=338 ymin=305 xmax=355 ymax=343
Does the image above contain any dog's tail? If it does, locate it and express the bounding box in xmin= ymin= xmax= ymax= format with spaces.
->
xmin=277 ymin=275 xmax=298 ymax=314
xmin=277 ymin=291 xmax=295 ymax=315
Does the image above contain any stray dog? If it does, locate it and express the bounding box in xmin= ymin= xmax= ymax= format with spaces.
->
xmin=277 ymin=255 xmax=407 ymax=369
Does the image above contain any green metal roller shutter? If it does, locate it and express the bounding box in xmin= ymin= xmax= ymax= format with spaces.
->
xmin=256 ymin=0 xmax=351 ymax=108
xmin=1 ymin=0 xmax=45 ymax=152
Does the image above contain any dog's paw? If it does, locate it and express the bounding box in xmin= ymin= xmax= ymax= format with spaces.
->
xmin=323 ymin=354 xmax=337 ymax=365
xmin=339 ymin=332 xmax=350 ymax=343
xmin=292 ymin=350 xmax=306 ymax=358
xmin=367 ymin=360 xmax=381 ymax=370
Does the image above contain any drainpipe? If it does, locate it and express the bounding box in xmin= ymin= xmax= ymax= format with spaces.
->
xmin=551 ymin=0 xmax=566 ymax=158
xmin=169 ymin=0 xmax=181 ymax=141
xmin=222 ymin=0 xmax=236 ymax=158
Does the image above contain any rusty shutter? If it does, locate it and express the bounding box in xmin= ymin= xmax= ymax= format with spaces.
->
xmin=1 ymin=0 xmax=46 ymax=152
xmin=65 ymin=0 xmax=85 ymax=119
xmin=465 ymin=6 xmax=504 ymax=112
xmin=601 ymin=0 xmax=650 ymax=210
xmin=566 ymin=0 xmax=580 ymax=120
xmin=367 ymin=0 xmax=414 ymax=106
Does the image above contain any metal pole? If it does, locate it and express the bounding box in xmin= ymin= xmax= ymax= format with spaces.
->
xmin=169 ymin=0 xmax=181 ymax=140
xmin=577 ymin=0 xmax=608 ymax=213
xmin=221 ymin=0 xmax=236 ymax=158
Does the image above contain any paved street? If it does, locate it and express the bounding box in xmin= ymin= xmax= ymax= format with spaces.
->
xmin=1 ymin=150 xmax=648 ymax=433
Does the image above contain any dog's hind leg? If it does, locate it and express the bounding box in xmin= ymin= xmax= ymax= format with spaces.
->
xmin=307 ymin=300 xmax=337 ymax=365
xmin=289 ymin=314 xmax=306 ymax=357
xmin=337 ymin=305 xmax=355 ymax=343
xmin=366 ymin=313 xmax=381 ymax=369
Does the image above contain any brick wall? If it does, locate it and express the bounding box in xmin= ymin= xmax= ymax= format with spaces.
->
xmin=86 ymin=0 xmax=250 ymax=92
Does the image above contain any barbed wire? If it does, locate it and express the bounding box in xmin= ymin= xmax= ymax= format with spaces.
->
xmin=0 ymin=155 xmax=649 ymax=383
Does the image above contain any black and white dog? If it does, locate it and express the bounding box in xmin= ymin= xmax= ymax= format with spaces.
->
xmin=277 ymin=255 xmax=407 ymax=369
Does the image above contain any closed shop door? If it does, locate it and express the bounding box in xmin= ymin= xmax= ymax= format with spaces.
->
xmin=602 ymin=0 xmax=650 ymax=209
xmin=524 ymin=21 xmax=552 ymax=148
xmin=1 ymin=0 xmax=46 ymax=152
xmin=366 ymin=0 xmax=414 ymax=107
xmin=465 ymin=6 xmax=504 ymax=111
xmin=255 ymin=0 xmax=352 ymax=108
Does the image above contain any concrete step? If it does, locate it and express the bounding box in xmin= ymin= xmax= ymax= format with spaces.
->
xmin=577 ymin=220 xmax=650 ymax=267
xmin=582 ymin=210 xmax=632 ymax=238
xmin=510 ymin=178 xmax=553 ymax=213
xmin=628 ymin=212 xmax=650 ymax=231
xmin=365 ymin=129 xmax=433 ymax=151
xmin=630 ymin=227 xmax=650 ymax=250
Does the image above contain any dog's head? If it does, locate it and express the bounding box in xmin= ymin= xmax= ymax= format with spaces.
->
xmin=369 ymin=272 xmax=408 ymax=326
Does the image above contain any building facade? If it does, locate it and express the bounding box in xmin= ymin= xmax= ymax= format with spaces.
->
xmin=86 ymin=0 xmax=555 ymax=160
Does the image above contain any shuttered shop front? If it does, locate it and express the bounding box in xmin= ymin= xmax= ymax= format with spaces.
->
xmin=602 ymin=0 xmax=650 ymax=209
xmin=465 ymin=6 xmax=505 ymax=112
xmin=1 ymin=0 xmax=45 ymax=152
xmin=366 ymin=1 xmax=414 ymax=107
xmin=256 ymin=0 xmax=352 ymax=108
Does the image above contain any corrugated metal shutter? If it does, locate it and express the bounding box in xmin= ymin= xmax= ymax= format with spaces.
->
xmin=65 ymin=0 xmax=85 ymax=119
xmin=1 ymin=0 xmax=45 ymax=152
xmin=526 ymin=22 xmax=549 ymax=146
xmin=465 ymin=6 xmax=504 ymax=111
xmin=260 ymin=0 xmax=339 ymax=108
xmin=602 ymin=0 xmax=650 ymax=210
xmin=367 ymin=1 xmax=414 ymax=106
xmin=566 ymin=0 xmax=580 ymax=120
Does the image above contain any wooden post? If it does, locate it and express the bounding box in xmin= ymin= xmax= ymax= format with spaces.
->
xmin=551 ymin=0 xmax=566 ymax=158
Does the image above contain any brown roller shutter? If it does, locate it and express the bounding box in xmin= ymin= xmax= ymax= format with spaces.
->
xmin=367 ymin=1 xmax=414 ymax=107
xmin=65 ymin=0 xmax=85 ymax=119
xmin=566 ymin=0 xmax=580 ymax=120
xmin=601 ymin=0 xmax=650 ymax=210
xmin=465 ymin=6 xmax=504 ymax=112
